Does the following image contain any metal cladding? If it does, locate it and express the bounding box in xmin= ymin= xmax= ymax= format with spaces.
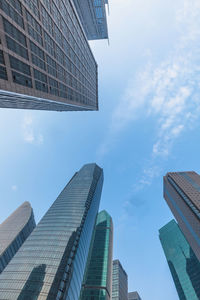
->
xmin=0 ymin=163 xmax=103 ymax=300
xmin=0 ymin=201 xmax=36 ymax=273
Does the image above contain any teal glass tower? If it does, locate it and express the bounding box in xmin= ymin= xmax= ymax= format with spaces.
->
xmin=80 ymin=210 xmax=113 ymax=299
xmin=159 ymin=219 xmax=200 ymax=300
xmin=0 ymin=163 xmax=103 ymax=300
xmin=0 ymin=202 xmax=35 ymax=273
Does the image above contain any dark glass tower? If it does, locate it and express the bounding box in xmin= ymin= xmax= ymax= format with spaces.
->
xmin=164 ymin=171 xmax=200 ymax=261
xmin=0 ymin=163 xmax=103 ymax=300
xmin=128 ymin=292 xmax=142 ymax=300
xmin=159 ymin=219 xmax=200 ymax=300
xmin=0 ymin=0 xmax=98 ymax=111
xmin=72 ymin=0 xmax=109 ymax=40
xmin=80 ymin=210 xmax=113 ymax=300
xmin=112 ymin=260 xmax=128 ymax=300
xmin=0 ymin=201 xmax=35 ymax=273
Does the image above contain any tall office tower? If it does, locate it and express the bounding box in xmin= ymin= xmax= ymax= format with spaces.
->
xmin=159 ymin=219 xmax=200 ymax=300
xmin=80 ymin=210 xmax=113 ymax=300
xmin=0 ymin=0 xmax=98 ymax=111
xmin=112 ymin=260 xmax=128 ymax=300
xmin=164 ymin=171 xmax=200 ymax=261
xmin=0 ymin=201 xmax=35 ymax=273
xmin=0 ymin=163 xmax=103 ymax=299
xmin=128 ymin=292 xmax=142 ymax=300
xmin=72 ymin=0 xmax=109 ymax=40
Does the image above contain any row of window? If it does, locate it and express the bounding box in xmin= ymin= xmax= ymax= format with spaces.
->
xmin=1 ymin=0 xmax=97 ymax=88
xmin=3 ymin=16 xmax=96 ymax=95
xmin=1 ymin=5 xmax=97 ymax=106
xmin=3 ymin=17 xmax=27 ymax=47
xmin=4 ymin=4 xmax=96 ymax=89
xmin=3 ymin=41 xmax=94 ymax=101
xmin=39 ymin=0 xmax=96 ymax=74
xmin=0 ymin=0 xmax=24 ymax=28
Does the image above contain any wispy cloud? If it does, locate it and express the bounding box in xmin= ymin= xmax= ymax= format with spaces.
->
xmin=22 ymin=115 xmax=44 ymax=145
xmin=99 ymin=0 xmax=200 ymax=188
xmin=11 ymin=185 xmax=17 ymax=191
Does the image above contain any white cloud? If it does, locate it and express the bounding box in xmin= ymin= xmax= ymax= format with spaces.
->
xmin=22 ymin=115 xmax=44 ymax=145
xmin=99 ymin=0 xmax=200 ymax=187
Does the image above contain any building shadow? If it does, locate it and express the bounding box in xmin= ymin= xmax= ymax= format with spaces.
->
xmin=46 ymin=230 xmax=77 ymax=299
xmin=17 ymin=264 xmax=46 ymax=300
xmin=168 ymin=260 xmax=187 ymax=300
xmin=186 ymin=248 xmax=200 ymax=298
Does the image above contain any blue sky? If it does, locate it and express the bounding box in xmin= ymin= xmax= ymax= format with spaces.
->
xmin=1 ymin=0 xmax=200 ymax=299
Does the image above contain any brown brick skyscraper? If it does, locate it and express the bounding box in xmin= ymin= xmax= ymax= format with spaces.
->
xmin=164 ymin=171 xmax=200 ymax=261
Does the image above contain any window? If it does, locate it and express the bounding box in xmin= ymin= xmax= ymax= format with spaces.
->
xmin=31 ymin=54 xmax=46 ymax=70
xmin=0 ymin=0 xmax=24 ymax=28
xmin=9 ymin=55 xmax=31 ymax=76
xmin=0 ymin=66 xmax=8 ymax=80
xmin=6 ymin=0 xmax=22 ymax=14
xmin=12 ymin=71 xmax=32 ymax=88
xmin=3 ymin=18 xmax=26 ymax=46
xmin=23 ymin=0 xmax=39 ymax=19
xmin=0 ymin=50 xmax=5 ymax=65
xmin=30 ymin=41 xmax=45 ymax=60
xmin=26 ymin=10 xmax=43 ymax=45
xmin=35 ymin=80 xmax=48 ymax=93
xmin=33 ymin=68 xmax=47 ymax=83
xmin=6 ymin=36 xmax=28 ymax=60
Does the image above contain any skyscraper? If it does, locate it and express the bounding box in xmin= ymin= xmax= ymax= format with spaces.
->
xmin=159 ymin=219 xmax=200 ymax=300
xmin=72 ymin=0 xmax=109 ymax=40
xmin=0 ymin=201 xmax=35 ymax=273
xmin=112 ymin=260 xmax=128 ymax=300
xmin=0 ymin=0 xmax=99 ymax=111
xmin=164 ymin=171 xmax=200 ymax=261
xmin=0 ymin=163 xmax=103 ymax=299
xmin=80 ymin=210 xmax=113 ymax=300
xmin=128 ymin=292 xmax=142 ymax=300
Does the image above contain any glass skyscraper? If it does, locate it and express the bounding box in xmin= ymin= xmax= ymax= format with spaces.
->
xmin=159 ymin=219 xmax=200 ymax=300
xmin=72 ymin=0 xmax=109 ymax=40
xmin=0 ymin=163 xmax=103 ymax=300
xmin=80 ymin=210 xmax=113 ymax=300
xmin=128 ymin=292 xmax=142 ymax=300
xmin=0 ymin=0 xmax=99 ymax=111
xmin=164 ymin=171 xmax=200 ymax=261
xmin=112 ymin=260 xmax=128 ymax=300
xmin=0 ymin=201 xmax=35 ymax=273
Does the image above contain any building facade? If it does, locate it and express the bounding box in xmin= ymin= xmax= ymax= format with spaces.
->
xmin=159 ymin=219 xmax=200 ymax=300
xmin=128 ymin=292 xmax=142 ymax=300
xmin=80 ymin=210 xmax=113 ymax=300
xmin=72 ymin=0 xmax=109 ymax=40
xmin=164 ymin=171 xmax=200 ymax=261
xmin=112 ymin=260 xmax=128 ymax=300
xmin=0 ymin=201 xmax=35 ymax=273
xmin=0 ymin=0 xmax=98 ymax=111
xmin=0 ymin=163 xmax=103 ymax=300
